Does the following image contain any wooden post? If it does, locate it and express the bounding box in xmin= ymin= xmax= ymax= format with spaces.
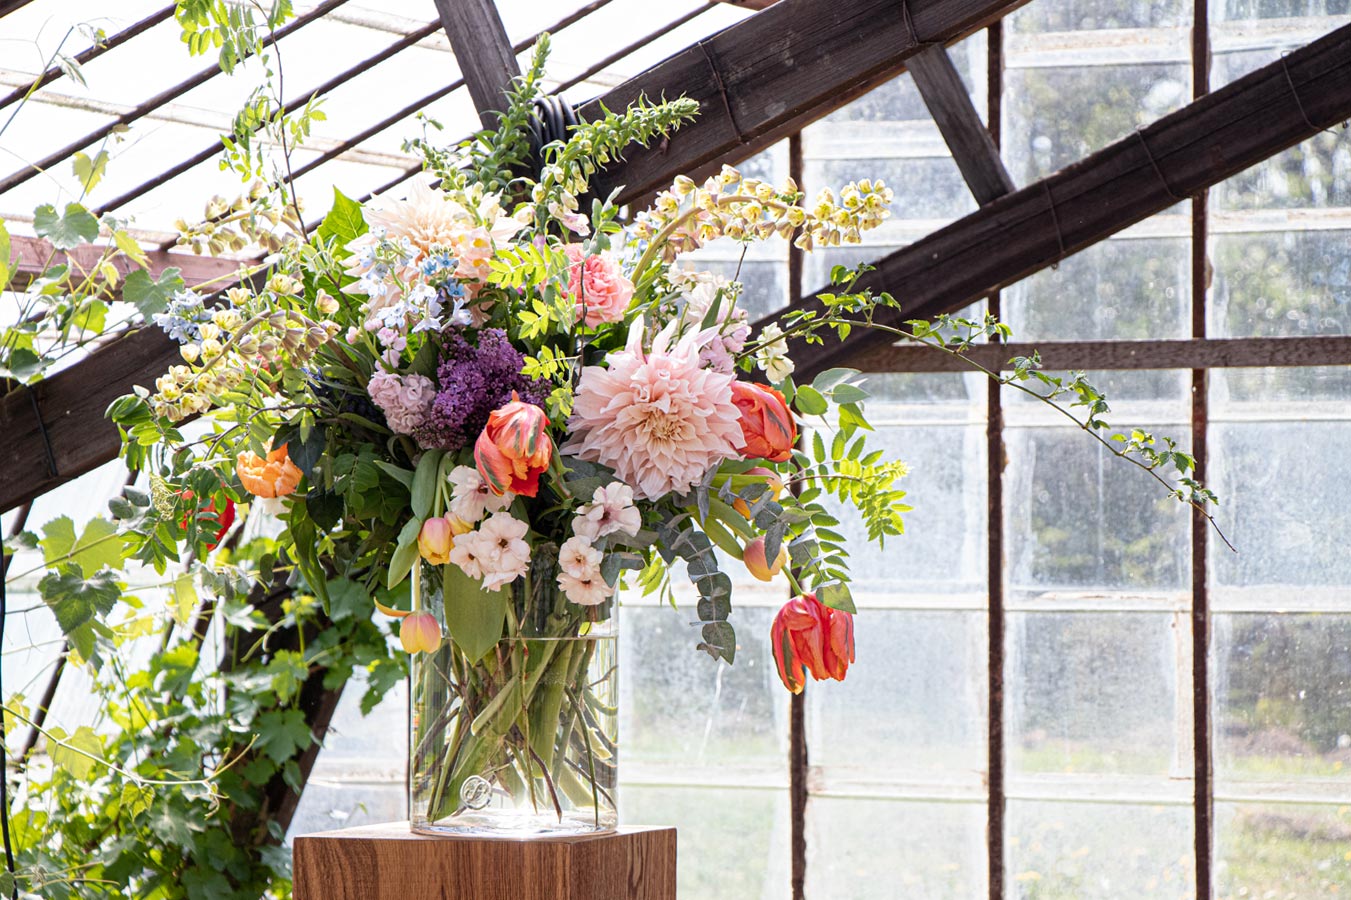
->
xmin=293 ymin=822 xmax=677 ymax=900
xmin=432 ymin=0 xmax=521 ymax=129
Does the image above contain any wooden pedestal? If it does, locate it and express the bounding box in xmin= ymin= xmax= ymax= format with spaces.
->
xmin=292 ymin=822 xmax=677 ymax=900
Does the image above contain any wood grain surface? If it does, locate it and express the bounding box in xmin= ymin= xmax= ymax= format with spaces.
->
xmin=292 ymin=822 xmax=677 ymax=900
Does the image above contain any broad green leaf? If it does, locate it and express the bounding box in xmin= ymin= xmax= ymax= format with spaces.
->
xmin=811 ymin=367 xmax=859 ymax=391
xmin=6 ymin=347 xmax=42 ymax=380
xmin=122 ymin=267 xmax=184 ymax=317
xmin=113 ymin=228 xmax=149 ymax=266
xmin=795 ymin=385 xmax=828 ymax=416
xmin=33 ymin=202 xmax=99 ymax=250
xmin=254 ymin=708 xmax=313 ymax=763
xmin=39 ymin=568 xmax=120 ymax=635
xmin=48 ymin=724 xmax=103 ymax=780
xmin=41 ymin=516 xmax=125 ymax=573
xmin=73 ymin=149 xmax=109 ymax=193
xmin=120 ymin=783 xmax=154 ymax=819
xmin=171 ymin=571 xmax=197 ymax=625
xmin=316 ymin=188 xmax=368 ymax=248
xmin=410 ymin=449 xmax=443 ymax=520
xmin=372 ymin=460 xmax=413 ymax=490
xmin=441 ymin=562 xmax=508 ymax=663
xmin=325 ymin=576 xmax=369 ymax=622
xmin=830 ymin=383 xmax=869 ymax=405
xmin=386 ymin=517 xmax=422 ymax=589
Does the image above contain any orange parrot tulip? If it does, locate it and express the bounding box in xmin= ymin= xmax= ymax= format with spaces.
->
xmin=236 ymin=443 xmax=303 ymax=498
xmin=771 ymin=593 xmax=855 ymax=694
xmin=474 ymin=392 xmax=552 ymax=497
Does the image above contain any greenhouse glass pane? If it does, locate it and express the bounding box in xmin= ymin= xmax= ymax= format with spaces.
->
xmin=1208 ymin=418 xmax=1351 ymax=591
xmin=623 ymin=785 xmax=789 ymax=900
xmin=1214 ymin=802 xmax=1351 ymax=898
xmin=285 ymin=672 xmax=408 ymax=839
xmin=1003 ymin=228 xmax=1191 ymax=341
xmin=805 ymin=798 xmax=986 ymax=899
xmin=808 ymin=611 xmax=986 ymax=788
xmin=1004 ymin=373 xmax=1191 ymax=595
xmin=1008 ymin=613 xmax=1189 ymax=780
xmin=1213 ymin=614 xmax=1351 ymax=785
xmin=1006 ymin=801 xmax=1195 ymax=899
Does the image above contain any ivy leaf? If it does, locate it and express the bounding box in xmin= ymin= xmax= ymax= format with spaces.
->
xmin=122 ymin=267 xmax=184 ymax=317
xmin=73 ymin=149 xmax=110 ymax=193
xmin=316 ymin=188 xmax=367 ymax=248
xmin=325 ymin=576 xmax=369 ymax=623
xmin=48 ymin=724 xmax=103 ymax=780
xmin=41 ymin=516 xmax=126 ymax=573
xmin=33 ymin=202 xmax=99 ymax=250
xmin=39 ymin=568 xmax=120 ymax=634
xmin=253 ymin=708 xmax=313 ymax=764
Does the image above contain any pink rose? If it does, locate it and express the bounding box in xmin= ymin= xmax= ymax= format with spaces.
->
xmin=564 ymin=244 xmax=633 ymax=327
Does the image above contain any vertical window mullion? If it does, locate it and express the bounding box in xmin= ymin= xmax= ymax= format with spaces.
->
xmin=788 ymin=130 xmax=808 ymax=900
xmin=986 ymin=19 xmax=1006 ymax=900
xmin=1191 ymin=3 xmax=1213 ymax=898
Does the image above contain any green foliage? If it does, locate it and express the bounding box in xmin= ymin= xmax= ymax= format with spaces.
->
xmin=33 ymin=202 xmax=98 ymax=250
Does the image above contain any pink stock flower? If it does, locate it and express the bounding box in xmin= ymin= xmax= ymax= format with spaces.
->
xmin=557 ymin=536 xmax=613 ymax=606
xmin=564 ymin=244 xmax=633 ymax=327
xmin=564 ymin=318 xmax=744 ymax=500
xmin=572 ymin=482 xmax=642 ymax=542
xmin=367 ymin=370 xmax=434 ymax=436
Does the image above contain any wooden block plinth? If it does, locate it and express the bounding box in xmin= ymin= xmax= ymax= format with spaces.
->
xmin=293 ymin=822 xmax=677 ymax=900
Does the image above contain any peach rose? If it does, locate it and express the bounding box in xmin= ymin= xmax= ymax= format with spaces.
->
xmin=564 ymin=244 xmax=633 ymax=327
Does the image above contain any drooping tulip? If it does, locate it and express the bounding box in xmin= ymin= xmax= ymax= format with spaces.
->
xmin=743 ymin=535 xmax=788 ymax=582
xmin=771 ymin=593 xmax=855 ymax=694
xmin=236 ymin=443 xmax=303 ymax=498
xmin=474 ymin=392 xmax=552 ymax=497
xmin=731 ymin=382 xmax=796 ymax=463
xmin=418 ymin=517 xmax=454 ymax=565
xmin=400 ymin=611 xmax=443 ymax=654
xmin=732 ymin=466 xmax=785 ymax=518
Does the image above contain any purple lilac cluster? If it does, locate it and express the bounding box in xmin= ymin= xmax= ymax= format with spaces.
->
xmin=415 ymin=328 xmax=550 ymax=451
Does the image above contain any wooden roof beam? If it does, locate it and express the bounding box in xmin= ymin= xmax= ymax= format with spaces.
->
xmin=907 ymin=44 xmax=1014 ymax=204
xmin=9 ymin=234 xmax=243 ymax=292
xmin=432 ymin=0 xmax=521 ymax=128
xmin=771 ymin=21 xmax=1351 ymax=381
xmin=581 ymin=0 xmax=1035 ymax=205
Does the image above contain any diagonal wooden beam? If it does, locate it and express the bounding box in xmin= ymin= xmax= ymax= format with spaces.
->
xmin=579 ymin=0 xmax=1034 ymax=205
xmin=10 ymin=235 xmax=243 ymax=292
xmin=432 ymin=0 xmax=521 ymax=127
xmin=907 ymin=44 xmax=1014 ymax=204
xmin=770 ymin=21 xmax=1351 ymax=382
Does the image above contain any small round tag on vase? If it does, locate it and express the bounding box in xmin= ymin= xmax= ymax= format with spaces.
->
xmin=460 ymin=775 xmax=493 ymax=810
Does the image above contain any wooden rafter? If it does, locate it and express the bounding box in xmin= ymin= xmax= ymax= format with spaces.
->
xmin=772 ymin=20 xmax=1351 ymax=381
xmin=907 ymin=45 xmax=1014 ymax=204
xmin=10 ymin=235 xmax=243 ymax=292
xmin=432 ymin=0 xmax=521 ymax=128
xmin=580 ymin=0 xmax=1035 ymax=205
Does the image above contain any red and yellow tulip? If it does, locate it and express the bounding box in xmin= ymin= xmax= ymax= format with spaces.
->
xmin=771 ymin=593 xmax=855 ymax=694
xmin=474 ymin=392 xmax=552 ymax=497
xmin=731 ymin=381 xmax=796 ymax=463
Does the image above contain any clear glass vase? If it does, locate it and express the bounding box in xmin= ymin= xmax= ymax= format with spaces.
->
xmin=409 ymin=548 xmax=619 ymax=836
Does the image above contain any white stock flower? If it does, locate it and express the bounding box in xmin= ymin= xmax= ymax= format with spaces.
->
xmin=754 ymin=322 xmax=795 ymax=383
xmin=572 ymin=483 xmax=642 ymax=542
xmin=448 ymin=465 xmax=513 ymax=523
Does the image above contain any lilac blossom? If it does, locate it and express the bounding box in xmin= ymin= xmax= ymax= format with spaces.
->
xmin=415 ymin=328 xmax=549 ymax=452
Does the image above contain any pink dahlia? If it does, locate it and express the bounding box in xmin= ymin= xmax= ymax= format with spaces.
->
xmin=564 ymin=244 xmax=633 ymax=327
xmin=564 ymin=318 xmax=745 ymax=500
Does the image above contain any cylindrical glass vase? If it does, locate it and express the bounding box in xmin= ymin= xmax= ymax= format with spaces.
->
xmin=409 ymin=548 xmax=618 ymax=836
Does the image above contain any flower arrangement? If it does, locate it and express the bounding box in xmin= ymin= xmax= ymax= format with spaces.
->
xmin=107 ymin=40 xmax=1212 ymax=833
